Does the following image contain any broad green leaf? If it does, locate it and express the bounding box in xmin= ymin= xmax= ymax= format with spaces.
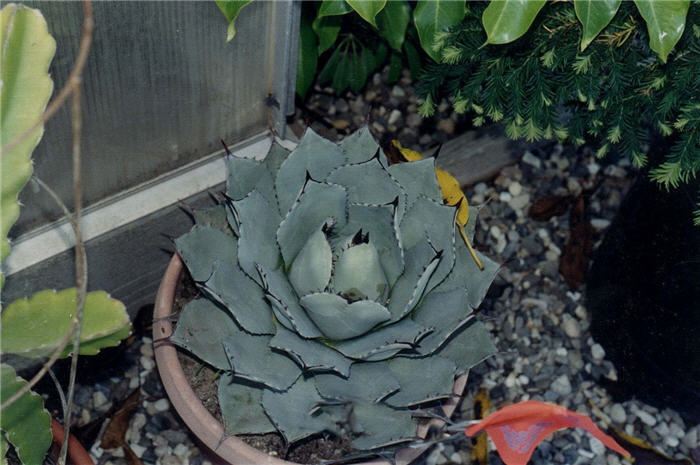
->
xmin=575 ymin=0 xmax=622 ymax=50
xmin=403 ymin=39 xmax=422 ymax=78
xmin=215 ymin=0 xmax=253 ymax=42
xmin=349 ymin=48 xmax=366 ymax=93
xmin=346 ymin=0 xmax=387 ymax=27
xmin=297 ymin=11 xmax=318 ymax=98
xmin=634 ymin=0 xmax=690 ymax=63
xmin=318 ymin=46 xmax=343 ymax=84
xmin=0 ymin=4 xmax=56 ymax=268
xmin=332 ymin=51 xmax=351 ymax=94
xmin=376 ymin=0 xmax=410 ymax=50
xmin=312 ymin=15 xmax=341 ymax=54
xmin=482 ymin=0 xmax=546 ymax=45
xmin=1 ymin=289 xmax=130 ymax=358
xmin=318 ymin=0 xmax=353 ymax=18
xmin=413 ymin=0 xmax=467 ymax=61
xmin=0 ymin=364 xmax=52 ymax=465
xmin=387 ymin=53 xmax=403 ymax=83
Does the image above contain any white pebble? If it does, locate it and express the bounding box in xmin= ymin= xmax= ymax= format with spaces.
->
xmin=140 ymin=355 xmax=155 ymax=371
xmin=93 ymin=391 xmax=108 ymax=408
xmin=173 ymin=444 xmax=189 ymax=457
xmin=664 ymin=435 xmax=679 ymax=448
xmin=682 ymin=427 xmax=698 ymax=449
xmin=508 ymin=193 xmax=530 ymax=210
xmin=522 ymin=151 xmax=542 ymax=169
xmin=489 ymin=225 xmax=504 ymax=239
xmin=474 ymin=182 xmax=488 ymax=194
xmin=578 ymin=449 xmax=595 ymax=459
xmin=552 ymin=375 xmax=572 ymax=396
xmin=129 ymin=376 xmax=140 ymax=389
xmin=154 ymin=398 xmax=170 ymax=412
xmin=591 ymin=218 xmax=612 ymax=230
xmin=610 ymin=404 xmax=626 ymax=424
xmin=634 ymin=408 xmax=658 ymax=427
xmin=508 ymin=182 xmax=523 ymax=196
xmin=130 ymin=443 xmax=147 ymax=458
xmin=518 ymin=375 xmax=529 ymax=385
xmin=589 ymin=437 xmax=606 ymax=456
xmin=140 ymin=343 xmax=154 ymax=358
xmin=499 ymin=191 xmax=512 ymax=202
xmin=562 ymin=315 xmax=582 ymax=338
xmin=388 ymin=109 xmax=401 ymax=125
xmin=591 ymin=343 xmax=606 ymax=361
xmin=505 ymin=374 xmax=517 ymax=388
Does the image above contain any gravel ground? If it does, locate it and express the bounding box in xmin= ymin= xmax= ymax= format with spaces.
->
xmin=53 ymin=68 xmax=699 ymax=465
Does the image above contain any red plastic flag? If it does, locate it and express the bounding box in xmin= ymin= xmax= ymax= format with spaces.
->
xmin=465 ymin=400 xmax=631 ymax=465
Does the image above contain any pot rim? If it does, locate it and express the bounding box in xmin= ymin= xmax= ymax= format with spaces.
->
xmin=153 ymin=253 xmax=468 ymax=465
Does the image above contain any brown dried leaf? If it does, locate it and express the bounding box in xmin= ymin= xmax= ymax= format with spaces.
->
xmin=528 ymin=195 xmax=573 ymax=221
xmin=559 ymin=196 xmax=594 ymax=289
xmin=100 ymin=390 xmax=143 ymax=465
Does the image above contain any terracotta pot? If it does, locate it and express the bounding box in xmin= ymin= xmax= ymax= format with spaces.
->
xmin=154 ymin=254 xmax=467 ymax=465
xmin=51 ymin=418 xmax=95 ymax=465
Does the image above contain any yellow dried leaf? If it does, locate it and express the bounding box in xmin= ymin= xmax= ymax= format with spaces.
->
xmin=391 ymin=140 xmax=483 ymax=270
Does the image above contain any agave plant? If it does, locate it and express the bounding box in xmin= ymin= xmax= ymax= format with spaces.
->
xmin=172 ymin=127 xmax=499 ymax=455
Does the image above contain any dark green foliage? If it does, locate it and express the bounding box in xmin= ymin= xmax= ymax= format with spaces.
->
xmin=416 ymin=2 xmax=699 ymax=210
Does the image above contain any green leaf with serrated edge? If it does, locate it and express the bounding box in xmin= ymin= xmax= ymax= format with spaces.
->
xmin=318 ymin=0 xmax=353 ymax=18
xmin=1 ymin=289 xmax=130 ymax=358
xmin=218 ymin=374 xmax=276 ymax=435
xmin=300 ymin=293 xmax=391 ymax=340
xmin=388 ymin=158 xmax=443 ymax=212
xmin=384 ymin=357 xmax=456 ymax=407
xmin=289 ymin=226 xmax=332 ymax=297
xmin=376 ymin=0 xmax=410 ymax=50
xmin=331 ymin=319 xmax=432 ymax=361
xmin=231 ymin=191 xmax=282 ymax=284
xmin=408 ymin=288 xmax=473 ymax=356
xmin=386 ymin=239 xmax=441 ymax=321
xmin=258 ymin=265 xmax=323 ymax=339
xmin=346 ymin=0 xmax=386 ymax=27
xmin=262 ymin=377 xmax=328 ymax=443
xmin=339 ymin=125 xmax=384 ymax=165
xmin=270 ymin=326 xmax=352 ymax=376
xmin=277 ymin=180 xmax=348 ymax=266
xmin=225 ymin=155 xmax=277 ymax=212
xmin=1 ymin=4 xmax=56 ymax=270
xmin=575 ymin=0 xmax=621 ymax=51
xmin=433 ymin=320 xmax=496 ymax=375
xmin=399 ymin=196 xmax=457 ymax=292
xmin=175 ymin=225 xmax=238 ymax=282
xmin=263 ymin=141 xmax=290 ymax=177
xmin=0 ymin=364 xmax=52 ymax=465
xmin=297 ymin=10 xmax=318 ymax=98
xmin=170 ymin=298 xmax=238 ymax=370
xmin=341 ymin=203 xmax=404 ymax=287
xmin=413 ymin=0 xmax=466 ymax=61
xmin=332 ymin=241 xmax=389 ymax=302
xmin=313 ymin=15 xmax=341 ymax=54
xmin=351 ymin=401 xmax=416 ymax=450
xmin=202 ymin=260 xmax=275 ymax=335
xmin=482 ymin=0 xmax=546 ymax=45
xmin=193 ymin=204 xmax=231 ymax=234
xmin=215 ymin=0 xmax=253 ymax=42
xmin=274 ymin=128 xmax=346 ymax=215
xmin=315 ymin=362 xmax=399 ymax=402
xmin=327 ymin=157 xmax=402 ymax=205
xmin=634 ymin=0 xmax=690 ymax=63
xmin=223 ymin=334 xmax=301 ymax=391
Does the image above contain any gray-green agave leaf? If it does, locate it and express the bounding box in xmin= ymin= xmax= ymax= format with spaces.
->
xmin=172 ymin=127 xmax=499 ymax=457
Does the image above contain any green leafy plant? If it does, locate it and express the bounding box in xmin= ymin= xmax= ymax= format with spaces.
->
xmin=416 ymin=1 xmax=699 ymax=221
xmin=0 ymin=4 xmax=131 ymax=464
xmin=216 ymin=0 xmax=470 ymax=98
xmin=172 ymin=127 xmax=499 ymax=457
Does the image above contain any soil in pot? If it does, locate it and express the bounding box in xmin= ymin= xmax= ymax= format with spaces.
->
xmin=586 ymin=176 xmax=700 ymax=424
xmin=172 ymin=269 xmax=356 ymax=464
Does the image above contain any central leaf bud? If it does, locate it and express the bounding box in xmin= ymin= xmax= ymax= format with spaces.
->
xmin=332 ymin=230 xmax=389 ymax=302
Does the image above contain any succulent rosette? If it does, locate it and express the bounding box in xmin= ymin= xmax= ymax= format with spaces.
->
xmin=172 ymin=127 xmax=499 ymax=454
